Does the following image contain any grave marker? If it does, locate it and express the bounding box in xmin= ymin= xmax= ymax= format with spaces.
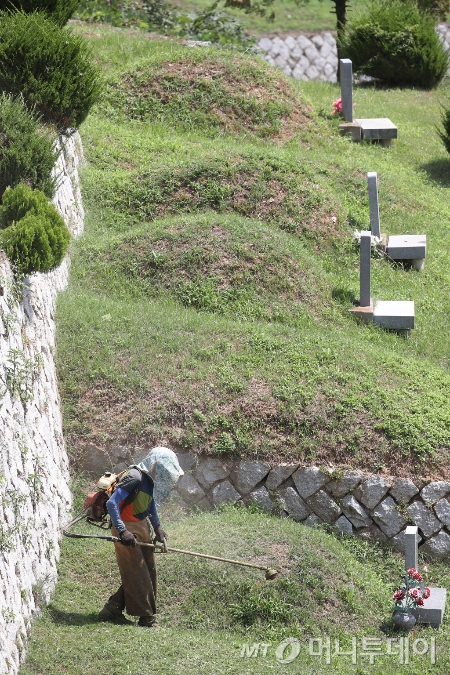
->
xmin=404 ymin=525 xmax=446 ymax=628
xmin=340 ymin=59 xmax=353 ymax=122
xmin=360 ymin=231 xmax=371 ymax=307
xmin=367 ymin=172 xmax=381 ymax=238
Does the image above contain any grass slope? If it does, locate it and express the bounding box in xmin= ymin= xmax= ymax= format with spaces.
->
xmin=57 ymin=25 xmax=450 ymax=478
xmin=19 ymin=503 xmax=450 ymax=674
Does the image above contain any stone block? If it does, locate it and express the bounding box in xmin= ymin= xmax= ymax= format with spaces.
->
xmin=231 ymin=460 xmax=270 ymax=495
xmin=250 ymin=486 xmax=274 ymax=511
xmin=373 ymin=301 xmax=415 ymax=331
xmin=258 ymin=37 xmax=272 ymax=52
xmin=305 ymin=45 xmax=319 ymax=61
xmin=359 ymin=475 xmax=391 ymax=510
xmin=274 ymin=54 xmax=287 ymax=68
xmin=320 ymin=42 xmax=332 ymax=58
xmin=176 ymin=453 xmax=196 ymax=473
xmin=292 ymin=466 xmax=330 ymax=499
xmin=414 ymin=587 xmax=447 ymax=627
xmin=357 ymin=523 xmax=388 ymax=544
xmin=407 ymin=501 xmax=441 ymax=538
xmin=266 ymin=463 xmax=298 ymax=491
xmin=176 ymin=473 xmax=205 ymax=504
xmin=322 ymin=32 xmax=336 ymax=46
xmin=390 ymin=478 xmax=419 ymax=503
xmin=334 ymin=515 xmax=353 ymax=535
xmin=291 ymin=45 xmax=303 ymax=61
xmin=195 ymin=458 xmax=229 ymax=488
xmin=279 ymin=487 xmax=310 ymax=521
xmin=212 ymin=480 xmax=241 ymax=506
xmin=420 ymin=530 xmax=450 ymax=560
xmin=282 ymin=65 xmax=292 ymax=77
xmin=315 ymin=56 xmax=326 ymax=70
xmin=421 ymin=481 xmax=450 ymax=505
xmin=355 ymin=118 xmax=398 ymax=140
xmin=271 ymin=43 xmax=290 ymax=61
xmin=311 ymin=35 xmax=324 ymax=48
xmin=348 ymin=300 xmax=373 ymax=324
xmin=306 ymin=490 xmax=341 ymax=523
xmin=304 ymin=514 xmax=322 ymax=528
xmin=342 ymin=494 xmax=372 ymax=528
xmin=305 ymin=64 xmax=319 ymax=79
xmin=323 ymin=63 xmax=336 ymax=79
xmin=297 ymin=35 xmax=312 ymax=50
xmin=434 ymin=499 xmax=450 ymax=528
xmin=285 ymin=35 xmax=296 ymax=49
xmin=387 ymin=235 xmax=426 ymax=260
xmin=327 ymin=470 xmax=361 ymax=498
xmin=372 ymin=496 xmax=407 ymax=537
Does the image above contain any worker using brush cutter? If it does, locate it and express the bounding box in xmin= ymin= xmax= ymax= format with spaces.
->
xmin=98 ymin=447 xmax=184 ymax=627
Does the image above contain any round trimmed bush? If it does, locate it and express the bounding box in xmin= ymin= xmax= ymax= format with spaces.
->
xmin=0 ymin=0 xmax=79 ymax=26
xmin=0 ymin=93 xmax=57 ymax=199
xmin=0 ymin=11 xmax=102 ymax=130
xmin=0 ymin=183 xmax=70 ymax=274
xmin=340 ymin=0 xmax=449 ymax=88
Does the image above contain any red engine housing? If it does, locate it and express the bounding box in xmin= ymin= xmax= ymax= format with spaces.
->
xmin=84 ymin=491 xmax=109 ymax=521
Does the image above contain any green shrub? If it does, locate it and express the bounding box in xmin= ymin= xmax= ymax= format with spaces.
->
xmin=0 ymin=184 xmax=70 ymax=274
xmin=0 ymin=11 xmax=102 ymax=130
xmin=0 ymin=94 xmax=57 ymax=199
xmin=0 ymin=0 xmax=79 ymax=26
xmin=340 ymin=0 xmax=449 ymax=88
xmin=438 ymin=103 xmax=450 ymax=154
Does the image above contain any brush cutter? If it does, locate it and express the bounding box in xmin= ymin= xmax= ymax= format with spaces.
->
xmin=63 ymin=509 xmax=279 ymax=581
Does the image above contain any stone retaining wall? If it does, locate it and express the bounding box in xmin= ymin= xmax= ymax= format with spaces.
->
xmin=0 ymin=132 xmax=84 ymax=675
xmin=257 ymin=23 xmax=450 ymax=82
xmin=171 ymin=454 xmax=450 ymax=561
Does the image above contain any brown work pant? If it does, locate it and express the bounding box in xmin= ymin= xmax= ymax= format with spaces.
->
xmin=110 ymin=519 xmax=157 ymax=617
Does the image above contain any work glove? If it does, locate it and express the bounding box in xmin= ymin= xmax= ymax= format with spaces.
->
xmin=120 ymin=529 xmax=137 ymax=547
xmin=154 ymin=525 xmax=168 ymax=553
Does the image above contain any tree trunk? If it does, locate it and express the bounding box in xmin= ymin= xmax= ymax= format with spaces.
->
xmin=333 ymin=0 xmax=348 ymax=83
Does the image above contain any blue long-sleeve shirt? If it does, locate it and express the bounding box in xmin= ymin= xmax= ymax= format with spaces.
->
xmin=106 ymin=468 xmax=160 ymax=535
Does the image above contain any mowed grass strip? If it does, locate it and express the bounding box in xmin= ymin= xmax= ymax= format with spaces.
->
xmin=19 ymin=503 xmax=450 ymax=675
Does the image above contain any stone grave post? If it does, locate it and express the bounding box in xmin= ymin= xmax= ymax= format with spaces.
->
xmin=340 ymin=59 xmax=353 ymax=122
xmin=404 ymin=525 xmax=446 ymax=627
xmin=404 ymin=525 xmax=418 ymax=570
xmin=360 ymin=231 xmax=371 ymax=307
xmin=367 ymin=172 xmax=381 ymax=238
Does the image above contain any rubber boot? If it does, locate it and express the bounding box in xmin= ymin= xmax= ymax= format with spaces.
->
xmin=99 ymin=586 xmax=132 ymax=624
xmin=138 ymin=616 xmax=156 ymax=627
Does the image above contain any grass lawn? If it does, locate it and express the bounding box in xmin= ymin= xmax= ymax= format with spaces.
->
xmin=17 ymin=20 xmax=450 ymax=675
xmin=56 ymin=24 xmax=450 ymax=479
xmin=19 ymin=501 xmax=450 ymax=675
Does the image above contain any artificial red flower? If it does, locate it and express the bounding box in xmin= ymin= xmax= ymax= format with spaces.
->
xmin=393 ymin=589 xmax=405 ymax=601
xmin=417 ymin=598 xmax=424 ymax=606
xmin=424 ymin=587 xmax=431 ymax=599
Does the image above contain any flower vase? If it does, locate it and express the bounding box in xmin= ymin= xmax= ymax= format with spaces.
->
xmin=393 ymin=610 xmax=416 ymax=631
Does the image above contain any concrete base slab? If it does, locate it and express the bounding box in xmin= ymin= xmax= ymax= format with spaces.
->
xmin=339 ymin=122 xmax=362 ymax=141
xmin=387 ymin=235 xmax=426 ymax=260
xmin=413 ymin=587 xmax=447 ymax=628
xmin=373 ymin=300 xmax=414 ymax=330
xmin=349 ymin=300 xmax=373 ymax=324
xmin=355 ymin=118 xmax=398 ymax=140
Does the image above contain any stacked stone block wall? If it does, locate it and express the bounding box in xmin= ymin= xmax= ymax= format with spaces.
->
xmin=257 ymin=24 xmax=450 ymax=82
xmin=170 ymin=454 xmax=450 ymax=561
xmin=0 ymin=132 xmax=84 ymax=675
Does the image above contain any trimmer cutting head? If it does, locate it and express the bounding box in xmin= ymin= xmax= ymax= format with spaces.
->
xmin=265 ymin=568 xmax=278 ymax=581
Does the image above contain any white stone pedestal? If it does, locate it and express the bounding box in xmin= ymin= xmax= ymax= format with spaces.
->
xmin=387 ymin=235 xmax=426 ymax=270
xmin=355 ymin=118 xmax=398 ymax=141
xmin=414 ymin=588 xmax=447 ymax=628
xmin=373 ymin=300 xmax=415 ymax=331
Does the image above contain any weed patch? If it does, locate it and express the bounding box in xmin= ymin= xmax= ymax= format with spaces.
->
xmin=100 ymin=54 xmax=315 ymax=138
